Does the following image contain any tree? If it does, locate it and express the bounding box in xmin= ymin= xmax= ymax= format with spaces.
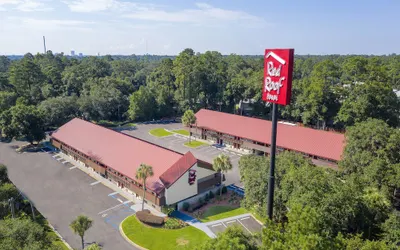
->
xmin=0 ymin=164 xmax=9 ymax=184
xmin=182 ymin=109 xmax=196 ymax=142
xmin=196 ymin=225 xmax=257 ymax=250
xmin=70 ymin=215 xmax=93 ymax=250
xmin=128 ymin=86 xmax=157 ymax=121
xmin=39 ymin=96 xmax=80 ymax=128
xmin=262 ymin=204 xmax=339 ymax=250
xmin=381 ymin=211 xmax=400 ymax=245
xmin=336 ymin=81 xmax=400 ymax=127
xmin=135 ymin=164 xmax=154 ymax=211
xmin=173 ymin=48 xmax=197 ymax=111
xmin=0 ymin=104 xmax=45 ymax=144
xmin=213 ymin=154 xmax=233 ymax=196
xmin=0 ymin=91 xmax=17 ymax=114
xmin=339 ymin=119 xmax=400 ymax=197
xmin=0 ymin=217 xmax=51 ymax=250
xmin=8 ymin=53 xmax=45 ymax=104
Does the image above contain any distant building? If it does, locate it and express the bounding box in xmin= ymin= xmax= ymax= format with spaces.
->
xmin=78 ymin=53 xmax=83 ymax=57
xmin=71 ymin=50 xmax=75 ymax=56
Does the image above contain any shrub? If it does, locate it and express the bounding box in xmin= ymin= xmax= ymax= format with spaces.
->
xmin=163 ymin=218 xmax=187 ymax=229
xmin=222 ymin=186 xmax=228 ymax=194
xmin=136 ymin=210 xmax=164 ymax=226
xmin=205 ymin=193 xmax=210 ymax=202
xmin=182 ymin=202 xmax=190 ymax=211
xmin=162 ymin=205 xmax=175 ymax=216
xmin=209 ymin=190 xmax=215 ymax=199
xmin=198 ymin=197 xmax=204 ymax=205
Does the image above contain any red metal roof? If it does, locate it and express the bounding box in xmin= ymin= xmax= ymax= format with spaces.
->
xmin=51 ymin=118 xmax=188 ymax=193
xmin=159 ymin=151 xmax=197 ymax=188
xmin=195 ymin=109 xmax=345 ymax=161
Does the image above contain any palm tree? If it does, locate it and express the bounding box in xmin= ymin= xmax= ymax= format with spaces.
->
xmin=182 ymin=109 xmax=196 ymax=143
xmin=135 ymin=164 xmax=154 ymax=211
xmin=70 ymin=215 xmax=93 ymax=250
xmin=213 ymin=154 xmax=233 ymax=196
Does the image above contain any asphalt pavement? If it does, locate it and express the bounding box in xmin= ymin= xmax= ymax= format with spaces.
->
xmin=0 ymin=140 xmax=137 ymax=250
xmin=121 ymin=123 xmax=243 ymax=187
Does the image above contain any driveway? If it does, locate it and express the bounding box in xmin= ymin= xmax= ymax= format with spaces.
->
xmin=121 ymin=123 xmax=243 ymax=187
xmin=0 ymin=141 xmax=137 ymax=250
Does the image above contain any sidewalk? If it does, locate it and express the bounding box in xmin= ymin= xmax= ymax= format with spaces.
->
xmin=171 ymin=211 xmax=217 ymax=238
xmin=54 ymin=152 xmax=166 ymax=217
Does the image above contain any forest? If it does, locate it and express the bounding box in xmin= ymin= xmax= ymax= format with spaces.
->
xmin=0 ymin=50 xmax=400 ymax=143
xmin=0 ymin=50 xmax=400 ymax=249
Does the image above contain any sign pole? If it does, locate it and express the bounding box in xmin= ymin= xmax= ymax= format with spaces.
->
xmin=262 ymin=48 xmax=294 ymax=220
xmin=267 ymin=103 xmax=278 ymax=220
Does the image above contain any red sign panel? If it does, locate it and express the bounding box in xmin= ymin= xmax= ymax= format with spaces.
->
xmin=262 ymin=49 xmax=294 ymax=106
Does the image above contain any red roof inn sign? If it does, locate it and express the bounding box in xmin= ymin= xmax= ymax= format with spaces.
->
xmin=262 ymin=49 xmax=294 ymax=106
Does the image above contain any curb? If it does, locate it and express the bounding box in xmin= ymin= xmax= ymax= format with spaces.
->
xmin=47 ymin=222 xmax=73 ymax=250
xmin=119 ymin=216 xmax=148 ymax=250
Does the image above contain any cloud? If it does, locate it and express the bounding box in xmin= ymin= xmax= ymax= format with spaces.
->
xmin=16 ymin=0 xmax=53 ymax=12
xmin=122 ymin=2 xmax=264 ymax=25
xmin=4 ymin=17 xmax=95 ymax=31
xmin=63 ymin=0 xmax=157 ymax=13
xmin=62 ymin=0 xmax=264 ymax=26
xmin=0 ymin=0 xmax=53 ymax=12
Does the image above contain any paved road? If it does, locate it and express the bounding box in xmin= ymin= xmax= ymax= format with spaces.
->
xmin=0 ymin=141 xmax=136 ymax=250
xmin=121 ymin=123 xmax=243 ymax=187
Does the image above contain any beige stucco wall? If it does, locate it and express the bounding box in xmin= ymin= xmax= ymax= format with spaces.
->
xmin=165 ymin=163 xmax=216 ymax=205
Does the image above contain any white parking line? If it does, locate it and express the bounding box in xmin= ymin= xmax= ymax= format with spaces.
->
xmin=98 ymin=203 xmax=125 ymax=215
xmin=62 ymin=160 xmax=69 ymax=164
xmin=117 ymin=198 xmax=124 ymax=203
xmin=240 ymin=217 xmax=250 ymax=221
xmin=69 ymin=166 xmax=77 ymax=170
xmin=221 ymin=221 xmax=227 ymax=228
xmin=108 ymin=191 xmax=119 ymax=196
xmin=90 ymin=180 xmax=101 ymax=186
xmin=52 ymin=154 xmax=60 ymax=158
xmin=211 ymin=223 xmax=223 ymax=227
xmin=237 ymin=218 xmax=252 ymax=234
xmin=226 ymin=220 xmax=236 ymax=224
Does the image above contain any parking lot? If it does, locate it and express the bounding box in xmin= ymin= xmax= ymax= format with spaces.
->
xmin=205 ymin=215 xmax=263 ymax=235
xmin=0 ymin=141 xmax=137 ymax=250
xmin=121 ymin=123 xmax=245 ymax=187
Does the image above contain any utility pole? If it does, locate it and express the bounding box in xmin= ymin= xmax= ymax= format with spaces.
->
xmin=8 ymin=197 xmax=15 ymax=219
xmin=43 ymin=36 xmax=47 ymax=54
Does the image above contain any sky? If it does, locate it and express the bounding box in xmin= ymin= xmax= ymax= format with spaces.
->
xmin=0 ymin=0 xmax=399 ymax=55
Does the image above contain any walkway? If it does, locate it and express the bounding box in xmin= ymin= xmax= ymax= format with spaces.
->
xmin=171 ymin=211 xmax=217 ymax=238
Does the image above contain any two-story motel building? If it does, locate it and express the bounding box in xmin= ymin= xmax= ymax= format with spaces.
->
xmin=192 ymin=109 xmax=345 ymax=168
xmin=51 ymin=118 xmax=220 ymax=210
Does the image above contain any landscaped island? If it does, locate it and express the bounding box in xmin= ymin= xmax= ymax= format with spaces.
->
xmin=121 ymin=215 xmax=208 ymax=250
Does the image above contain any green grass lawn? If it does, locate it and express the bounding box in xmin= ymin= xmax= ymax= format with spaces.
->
xmin=47 ymin=230 xmax=70 ymax=250
xmin=200 ymin=206 xmax=248 ymax=223
xmin=184 ymin=140 xmax=207 ymax=148
xmin=173 ymin=129 xmax=190 ymax=136
xmin=149 ymin=128 xmax=173 ymax=137
xmin=121 ymin=215 xmax=209 ymax=250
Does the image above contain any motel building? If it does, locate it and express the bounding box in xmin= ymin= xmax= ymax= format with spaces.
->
xmin=50 ymin=118 xmax=221 ymax=211
xmin=192 ymin=109 xmax=345 ymax=168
